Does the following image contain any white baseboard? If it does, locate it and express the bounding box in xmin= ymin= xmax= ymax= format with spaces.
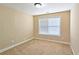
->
xmin=70 ymin=46 xmax=79 ymax=55
xmin=36 ymin=37 xmax=70 ymax=45
xmin=0 ymin=37 xmax=34 ymax=53
xmin=70 ymin=46 xmax=75 ymax=55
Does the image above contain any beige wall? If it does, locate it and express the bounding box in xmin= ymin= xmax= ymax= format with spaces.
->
xmin=71 ymin=4 xmax=79 ymax=54
xmin=0 ymin=6 xmax=33 ymax=50
xmin=33 ymin=11 xmax=70 ymax=43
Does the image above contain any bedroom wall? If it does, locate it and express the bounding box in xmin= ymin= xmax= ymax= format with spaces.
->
xmin=0 ymin=5 xmax=33 ymax=50
xmin=71 ymin=4 xmax=79 ymax=54
xmin=33 ymin=11 xmax=70 ymax=43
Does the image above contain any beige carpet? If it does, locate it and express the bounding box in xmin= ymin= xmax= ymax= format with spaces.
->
xmin=0 ymin=39 xmax=73 ymax=55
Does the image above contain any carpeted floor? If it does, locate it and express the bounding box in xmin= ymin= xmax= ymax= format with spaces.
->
xmin=0 ymin=39 xmax=73 ymax=55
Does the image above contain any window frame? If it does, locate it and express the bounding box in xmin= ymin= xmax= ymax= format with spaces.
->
xmin=38 ymin=16 xmax=61 ymax=36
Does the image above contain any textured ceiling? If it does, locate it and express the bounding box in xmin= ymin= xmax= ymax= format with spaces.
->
xmin=1 ymin=3 xmax=74 ymax=15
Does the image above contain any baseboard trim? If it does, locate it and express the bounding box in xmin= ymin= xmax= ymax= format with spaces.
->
xmin=36 ymin=37 xmax=70 ymax=45
xmin=70 ymin=46 xmax=75 ymax=55
xmin=0 ymin=37 xmax=34 ymax=53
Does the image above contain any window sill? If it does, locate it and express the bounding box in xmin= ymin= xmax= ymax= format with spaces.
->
xmin=39 ymin=32 xmax=60 ymax=36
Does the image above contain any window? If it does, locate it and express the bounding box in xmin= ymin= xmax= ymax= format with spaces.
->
xmin=39 ymin=17 xmax=61 ymax=36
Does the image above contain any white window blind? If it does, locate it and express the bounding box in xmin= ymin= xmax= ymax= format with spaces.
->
xmin=39 ymin=17 xmax=61 ymax=36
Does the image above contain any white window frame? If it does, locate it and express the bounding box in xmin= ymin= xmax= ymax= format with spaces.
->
xmin=39 ymin=16 xmax=61 ymax=36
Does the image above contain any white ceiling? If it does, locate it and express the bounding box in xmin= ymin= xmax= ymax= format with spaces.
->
xmin=1 ymin=3 xmax=74 ymax=15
